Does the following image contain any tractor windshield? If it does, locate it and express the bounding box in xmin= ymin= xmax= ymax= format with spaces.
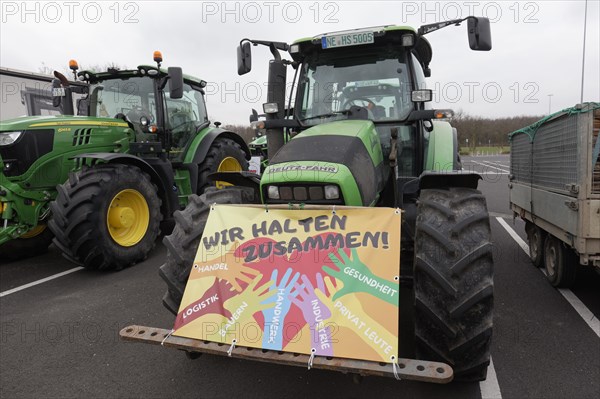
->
xmin=297 ymin=50 xmax=412 ymax=125
xmin=89 ymin=77 xmax=156 ymax=134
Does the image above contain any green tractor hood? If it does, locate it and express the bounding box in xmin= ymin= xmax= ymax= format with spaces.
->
xmin=261 ymin=119 xmax=385 ymax=206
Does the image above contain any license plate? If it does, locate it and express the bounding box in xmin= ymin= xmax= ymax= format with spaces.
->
xmin=321 ymin=31 xmax=374 ymax=49
xmin=52 ymin=87 xmax=66 ymax=97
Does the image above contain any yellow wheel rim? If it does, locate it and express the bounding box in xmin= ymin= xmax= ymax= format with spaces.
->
xmin=106 ymin=189 xmax=150 ymax=247
xmin=216 ymin=156 xmax=242 ymax=189
xmin=21 ymin=224 xmax=46 ymax=239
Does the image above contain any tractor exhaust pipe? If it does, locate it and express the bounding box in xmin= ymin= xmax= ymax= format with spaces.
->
xmin=265 ymin=56 xmax=287 ymax=158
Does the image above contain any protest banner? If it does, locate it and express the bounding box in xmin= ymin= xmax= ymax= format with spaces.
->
xmin=172 ymin=205 xmax=401 ymax=364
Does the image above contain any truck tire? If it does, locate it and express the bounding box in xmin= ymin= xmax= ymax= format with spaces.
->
xmin=525 ymin=222 xmax=545 ymax=267
xmin=197 ymin=138 xmax=248 ymax=194
xmin=414 ymin=188 xmax=494 ymax=382
xmin=543 ymin=235 xmax=577 ymax=287
xmin=49 ymin=164 xmax=162 ymax=270
xmin=0 ymin=225 xmax=54 ymax=261
xmin=159 ymin=187 xmax=257 ymax=314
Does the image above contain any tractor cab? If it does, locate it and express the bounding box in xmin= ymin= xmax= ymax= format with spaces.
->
xmin=48 ymin=53 xmax=207 ymax=161
xmin=238 ymin=18 xmax=491 ymax=207
xmin=74 ymin=53 xmax=208 ymax=162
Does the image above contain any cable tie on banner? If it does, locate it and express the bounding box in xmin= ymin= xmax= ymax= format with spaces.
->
xmin=307 ymin=348 xmax=316 ymax=370
xmin=264 ymin=203 xmax=269 ymax=213
xmin=300 ymin=203 xmax=305 ymax=210
xmin=210 ymin=202 xmax=216 ymax=211
xmin=332 ymin=205 xmax=336 ymax=215
xmin=394 ymin=208 xmax=401 ymax=215
xmin=161 ymin=329 xmax=175 ymax=346
xmin=227 ymin=339 xmax=237 ymax=357
xmin=391 ymin=356 xmax=402 ymax=381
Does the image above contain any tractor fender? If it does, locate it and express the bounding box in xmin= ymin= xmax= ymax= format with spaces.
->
xmin=424 ymin=121 xmax=459 ymax=172
xmin=179 ymin=127 xmax=251 ymax=195
xmin=419 ymin=170 xmax=482 ymax=190
xmin=186 ymin=127 xmax=251 ymax=166
xmin=71 ymin=153 xmax=179 ymax=218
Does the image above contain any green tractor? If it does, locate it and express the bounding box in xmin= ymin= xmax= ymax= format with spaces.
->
xmin=0 ymin=53 xmax=249 ymax=268
xmin=159 ymin=18 xmax=494 ymax=381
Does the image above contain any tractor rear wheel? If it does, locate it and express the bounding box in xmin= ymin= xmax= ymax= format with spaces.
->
xmin=197 ymin=138 xmax=248 ymax=194
xmin=0 ymin=225 xmax=54 ymax=261
xmin=159 ymin=187 xmax=257 ymax=314
xmin=49 ymin=164 xmax=162 ymax=270
xmin=414 ymin=187 xmax=494 ymax=381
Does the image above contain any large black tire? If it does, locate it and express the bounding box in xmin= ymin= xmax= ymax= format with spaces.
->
xmin=414 ymin=187 xmax=494 ymax=382
xmin=49 ymin=164 xmax=162 ymax=271
xmin=197 ymin=138 xmax=248 ymax=194
xmin=543 ymin=234 xmax=577 ymax=287
xmin=159 ymin=187 xmax=257 ymax=314
xmin=0 ymin=226 xmax=54 ymax=262
xmin=525 ymin=222 xmax=545 ymax=268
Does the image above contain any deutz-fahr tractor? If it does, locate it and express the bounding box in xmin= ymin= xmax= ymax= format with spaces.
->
xmin=0 ymin=53 xmax=249 ymax=268
xmin=158 ymin=19 xmax=494 ymax=381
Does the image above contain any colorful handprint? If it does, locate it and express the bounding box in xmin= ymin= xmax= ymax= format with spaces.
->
xmin=323 ymin=248 xmax=399 ymax=306
xmin=191 ymin=242 xmax=259 ymax=292
xmin=289 ymin=274 xmax=334 ymax=356
xmin=314 ymin=275 xmax=397 ymax=361
xmin=261 ymin=268 xmax=300 ymax=350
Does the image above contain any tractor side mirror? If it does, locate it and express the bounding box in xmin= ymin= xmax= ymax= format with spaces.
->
xmin=51 ymin=78 xmax=63 ymax=107
xmin=468 ymin=17 xmax=492 ymax=51
xmin=168 ymin=67 xmax=184 ymax=99
xmin=237 ymin=42 xmax=252 ymax=75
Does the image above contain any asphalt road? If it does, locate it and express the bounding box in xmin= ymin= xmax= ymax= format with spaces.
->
xmin=1 ymin=155 xmax=599 ymax=398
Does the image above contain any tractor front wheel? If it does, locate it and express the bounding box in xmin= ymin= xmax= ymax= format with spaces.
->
xmin=49 ymin=164 xmax=162 ymax=270
xmin=159 ymin=187 xmax=257 ymax=314
xmin=414 ymin=187 xmax=494 ymax=381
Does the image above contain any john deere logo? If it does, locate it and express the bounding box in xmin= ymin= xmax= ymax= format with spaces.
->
xmin=58 ymin=128 xmax=71 ymax=133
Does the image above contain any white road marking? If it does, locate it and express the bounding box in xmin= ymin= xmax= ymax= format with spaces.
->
xmin=558 ymin=289 xmax=600 ymax=338
xmin=481 ymin=160 xmax=510 ymax=171
xmin=470 ymin=159 xmax=511 ymax=173
xmin=495 ymin=217 xmax=600 ymax=338
xmin=480 ymin=357 xmax=502 ymax=399
xmin=461 ymin=163 xmax=509 ymax=175
xmin=496 ymin=217 xmax=529 ymax=253
xmin=0 ymin=267 xmax=84 ymax=298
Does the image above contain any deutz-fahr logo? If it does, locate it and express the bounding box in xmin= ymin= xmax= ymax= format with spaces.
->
xmin=268 ymin=165 xmax=338 ymax=174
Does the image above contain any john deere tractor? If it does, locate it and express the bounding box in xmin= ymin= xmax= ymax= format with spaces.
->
xmin=0 ymin=53 xmax=249 ymax=268
xmin=159 ymin=19 xmax=494 ymax=381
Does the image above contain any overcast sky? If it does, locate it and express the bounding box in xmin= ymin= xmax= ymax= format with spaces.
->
xmin=1 ymin=0 xmax=598 ymax=124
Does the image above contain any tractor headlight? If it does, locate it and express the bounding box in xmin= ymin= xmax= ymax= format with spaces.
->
xmin=0 ymin=131 xmax=22 ymax=146
xmin=267 ymin=185 xmax=280 ymax=199
xmin=324 ymin=185 xmax=340 ymax=200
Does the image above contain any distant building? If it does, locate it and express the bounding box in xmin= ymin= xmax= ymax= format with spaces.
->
xmin=0 ymin=67 xmax=86 ymax=119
